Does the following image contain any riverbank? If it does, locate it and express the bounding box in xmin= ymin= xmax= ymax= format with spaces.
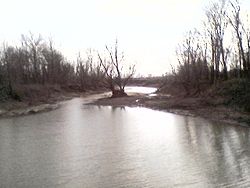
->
xmin=1 ymin=86 xmax=249 ymax=126
xmin=90 ymin=92 xmax=250 ymax=126
xmin=0 ymin=89 xmax=105 ymax=118
xmin=0 ymin=92 xmax=76 ymax=118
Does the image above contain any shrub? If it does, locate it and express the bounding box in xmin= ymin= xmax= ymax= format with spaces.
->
xmin=214 ymin=79 xmax=250 ymax=112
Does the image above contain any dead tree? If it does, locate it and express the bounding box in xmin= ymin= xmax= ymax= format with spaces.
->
xmin=176 ymin=30 xmax=210 ymax=95
xmin=206 ymin=0 xmax=229 ymax=81
xmin=228 ymin=0 xmax=249 ymax=77
xmin=98 ymin=40 xmax=135 ymax=97
xmin=21 ymin=33 xmax=43 ymax=83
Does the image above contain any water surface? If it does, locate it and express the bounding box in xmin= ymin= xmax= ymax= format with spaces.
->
xmin=0 ymin=89 xmax=250 ymax=187
xmin=125 ymin=86 xmax=157 ymax=94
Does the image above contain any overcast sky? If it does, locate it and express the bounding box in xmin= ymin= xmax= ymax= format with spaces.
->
xmin=0 ymin=0 xmax=249 ymax=76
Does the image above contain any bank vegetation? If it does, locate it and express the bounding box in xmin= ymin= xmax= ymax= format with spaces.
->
xmin=0 ymin=35 xmax=135 ymax=107
xmin=1 ymin=0 xmax=250 ymax=124
xmin=160 ymin=0 xmax=250 ymax=115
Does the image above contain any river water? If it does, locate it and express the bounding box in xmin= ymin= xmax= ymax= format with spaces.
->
xmin=0 ymin=87 xmax=250 ymax=188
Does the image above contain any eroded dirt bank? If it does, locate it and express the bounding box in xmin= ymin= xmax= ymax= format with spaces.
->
xmin=90 ymin=93 xmax=250 ymax=126
xmin=1 ymin=88 xmax=249 ymax=127
xmin=0 ymin=90 xmax=105 ymax=118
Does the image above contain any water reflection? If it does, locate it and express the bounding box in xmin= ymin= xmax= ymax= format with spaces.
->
xmin=0 ymin=97 xmax=250 ymax=187
xmin=177 ymin=118 xmax=250 ymax=187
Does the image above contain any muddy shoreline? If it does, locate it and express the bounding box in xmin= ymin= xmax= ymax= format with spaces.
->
xmin=0 ymin=90 xmax=105 ymax=118
xmin=1 ymin=90 xmax=250 ymax=127
xmin=90 ymin=93 xmax=250 ymax=127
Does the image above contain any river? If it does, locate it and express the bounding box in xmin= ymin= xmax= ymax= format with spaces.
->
xmin=0 ymin=87 xmax=250 ymax=188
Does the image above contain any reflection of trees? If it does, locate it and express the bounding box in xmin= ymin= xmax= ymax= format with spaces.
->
xmin=182 ymin=117 xmax=250 ymax=186
xmin=111 ymin=106 xmax=126 ymax=112
xmin=221 ymin=125 xmax=250 ymax=181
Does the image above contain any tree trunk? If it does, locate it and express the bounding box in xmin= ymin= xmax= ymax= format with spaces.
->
xmin=220 ymin=39 xmax=228 ymax=80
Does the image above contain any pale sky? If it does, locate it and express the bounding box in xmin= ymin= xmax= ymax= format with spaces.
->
xmin=0 ymin=0 xmax=249 ymax=76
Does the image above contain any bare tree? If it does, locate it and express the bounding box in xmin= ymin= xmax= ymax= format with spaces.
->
xmin=76 ymin=49 xmax=104 ymax=91
xmin=21 ymin=33 xmax=44 ymax=83
xmin=206 ymin=0 xmax=229 ymax=82
xmin=98 ymin=40 xmax=135 ymax=97
xmin=176 ymin=30 xmax=209 ymax=95
xmin=228 ymin=0 xmax=250 ymax=77
xmin=42 ymin=39 xmax=65 ymax=84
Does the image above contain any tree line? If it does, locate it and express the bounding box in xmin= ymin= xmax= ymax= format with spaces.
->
xmin=0 ymin=34 xmax=135 ymax=101
xmin=169 ymin=0 xmax=250 ymax=95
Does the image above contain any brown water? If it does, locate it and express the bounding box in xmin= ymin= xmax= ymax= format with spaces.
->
xmin=0 ymin=89 xmax=250 ymax=187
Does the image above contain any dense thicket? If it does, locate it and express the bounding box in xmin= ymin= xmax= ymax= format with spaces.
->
xmin=167 ymin=0 xmax=250 ymax=96
xmin=0 ymin=34 xmax=105 ymax=101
